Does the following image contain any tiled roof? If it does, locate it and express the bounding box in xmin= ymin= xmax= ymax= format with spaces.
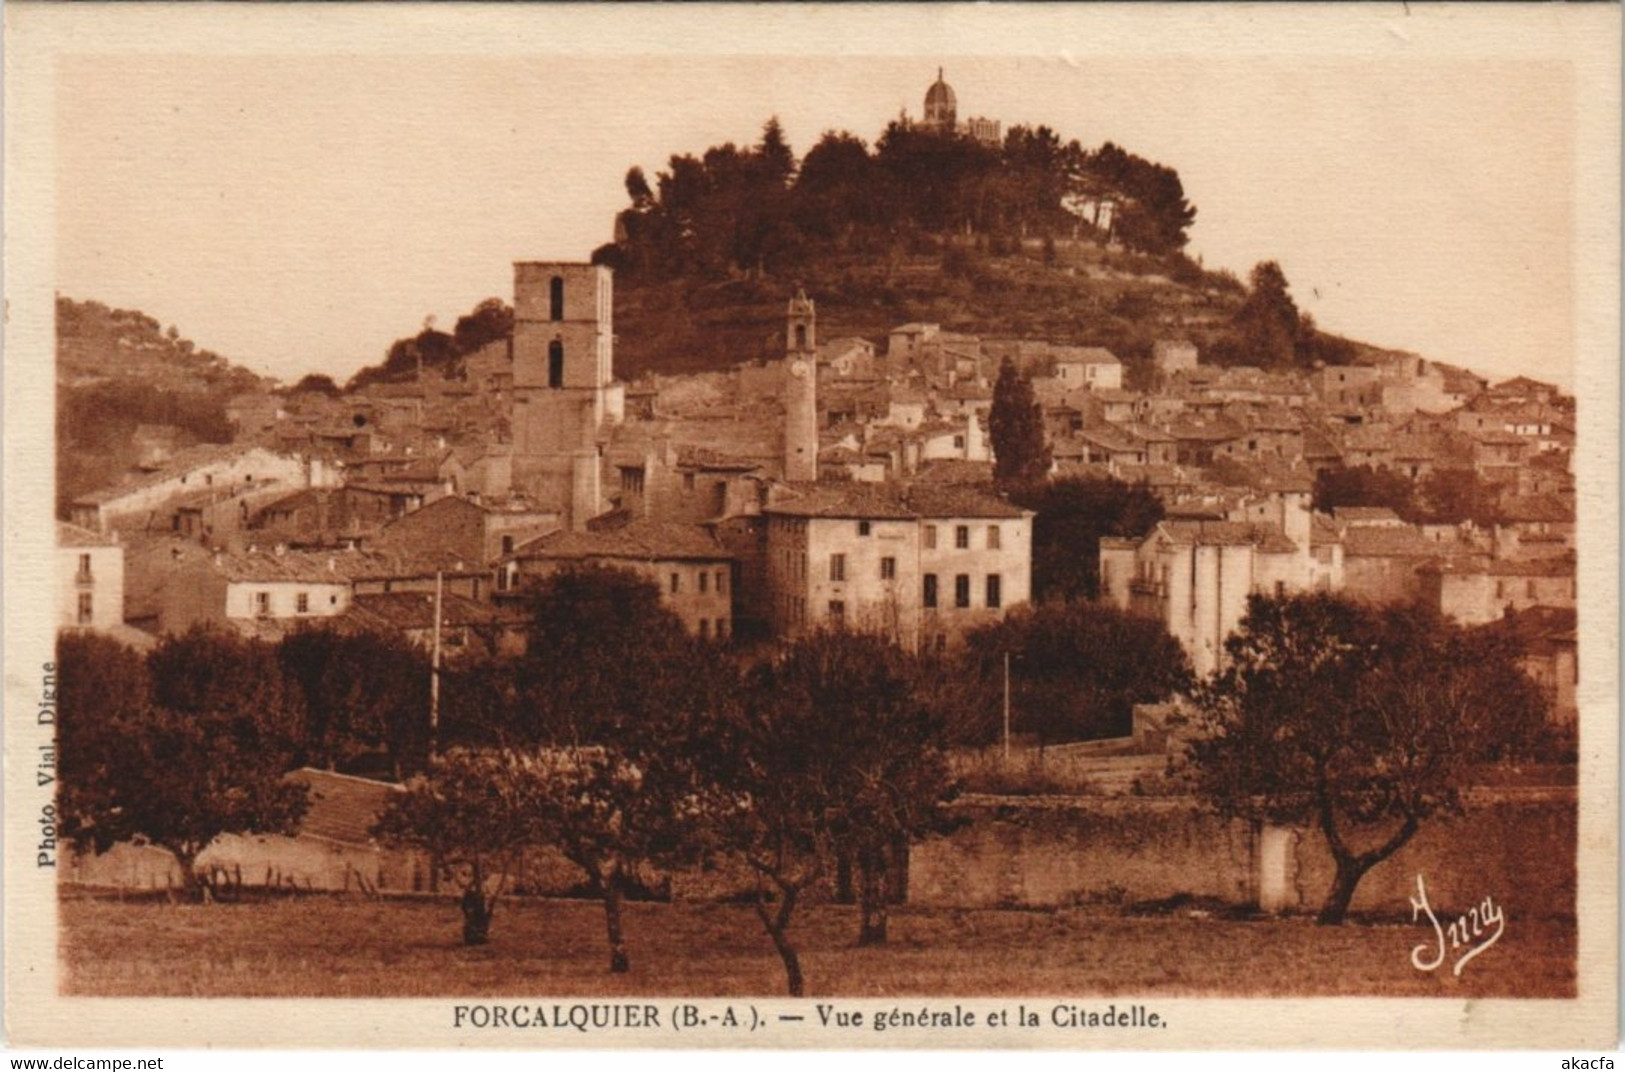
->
xmin=765 ymin=483 xmax=918 ymax=520
xmin=342 ymin=592 xmax=512 ymax=632
xmin=1472 ymin=430 xmax=1528 ymax=447
xmin=1340 ymin=525 xmax=1443 ymax=558
xmin=212 ymin=547 xmax=484 ymax=584
xmin=72 ymin=445 xmax=285 ymax=505
xmin=285 ymin=769 xmax=402 ymax=845
xmin=1158 ymin=520 xmax=1298 ymax=553
xmin=1112 ymin=464 xmax=1188 ymax=487
xmin=1168 ymin=417 xmax=1243 ymax=442
xmin=765 ymin=482 xmax=1025 ymax=520
xmin=1054 ymin=346 xmax=1121 ymax=366
xmin=906 ymin=484 xmax=1027 ymax=520
xmin=1423 ymin=554 xmax=1574 ymax=578
xmin=1332 ymin=507 xmax=1402 ymax=524
xmin=517 ymin=519 xmax=728 ymax=562
xmin=1499 ymin=494 xmax=1575 ymax=524
xmin=1079 ymin=425 xmax=1144 ymax=453
xmin=57 ymin=521 xmax=116 ymax=548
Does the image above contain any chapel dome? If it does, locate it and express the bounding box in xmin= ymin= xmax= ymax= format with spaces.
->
xmin=924 ymin=68 xmax=957 ymax=127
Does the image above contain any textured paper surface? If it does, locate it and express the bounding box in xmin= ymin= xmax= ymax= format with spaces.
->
xmin=5 ymin=2 xmax=1618 ymax=1050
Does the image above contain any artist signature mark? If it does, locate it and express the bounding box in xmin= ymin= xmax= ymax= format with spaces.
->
xmin=1409 ymin=873 xmax=1505 ymax=976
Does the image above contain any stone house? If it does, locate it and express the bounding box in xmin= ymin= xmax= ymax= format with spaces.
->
xmin=1052 ymin=347 xmax=1123 ymax=392
xmin=373 ymin=494 xmax=559 ymax=565
xmin=1418 ymin=554 xmax=1577 ymax=626
xmin=70 ymin=445 xmax=323 ymax=532
xmin=1099 ymin=514 xmax=1313 ymax=677
xmin=57 ymin=522 xmax=125 ymax=633
xmin=763 ymin=482 xmax=1032 ymax=651
xmin=502 ymin=519 xmax=735 ymax=640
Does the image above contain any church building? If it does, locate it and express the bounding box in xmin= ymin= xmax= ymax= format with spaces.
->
xmin=922 ymin=68 xmax=1002 ymax=146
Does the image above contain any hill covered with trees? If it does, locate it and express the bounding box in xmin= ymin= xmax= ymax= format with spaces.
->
xmin=55 ymin=296 xmax=270 ymax=514
xmin=345 ymin=117 xmax=1366 ymax=388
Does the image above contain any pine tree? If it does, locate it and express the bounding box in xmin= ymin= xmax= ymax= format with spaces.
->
xmin=989 ymin=358 xmax=1052 ymax=487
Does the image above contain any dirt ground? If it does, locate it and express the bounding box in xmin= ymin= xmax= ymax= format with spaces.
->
xmin=58 ymin=891 xmax=1575 ymax=999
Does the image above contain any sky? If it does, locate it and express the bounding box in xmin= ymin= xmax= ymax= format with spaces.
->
xmin=53 ymin=22 xmax=1585 ymax=390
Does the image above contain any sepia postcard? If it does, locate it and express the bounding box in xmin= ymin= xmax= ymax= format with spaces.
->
xmin=4 ymin=1 xmax=1619 ymax=1053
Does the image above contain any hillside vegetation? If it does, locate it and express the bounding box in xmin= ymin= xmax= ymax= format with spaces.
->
xmin=55 ymin=296 xmax=268 ymax=515
xmin=348 ymin=117 xmax=1361 ymax=387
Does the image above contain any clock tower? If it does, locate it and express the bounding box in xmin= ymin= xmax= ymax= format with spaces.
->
xmin=783 ymin=289 xmax=818 ymax=483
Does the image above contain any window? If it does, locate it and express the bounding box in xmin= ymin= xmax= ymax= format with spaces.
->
xmin=76 ymin=553 xmax=92 ymax=582
xmin=881 ymin=557 xmax=896 ymax=581
xmin=923 ymin=574 xmax=938 ymax=608
xmin=255 ymin=591 xmax=271 ymax=618
xmin=986 ymin=574 xmax=1002 ymax=609
xmin=830 ymin=553 xmax=846 ymax=582
xmin=76 ymin=592 xmax=93 ymax=625
xmin=795 ymin=324 xmax=808 ymax=349
xmin=699 ymin=571 xmax=709 ymax=594
xmin=954 ymin=574 xmax=971 ymax=608
xmin=924 ymin=524 xmax=938 ymax=550
xmin=683 ymin=472 xmax=696 ymax=493
xmin=670 ymin=573 xmax=681 ymax=594
xmin=501 ymin=535 xmax=514 ymax=555
xmin=549 ymin=276 xmax=565 ymax=321
xmin=955 ymin=525 xmax=970 ymax=549
xmin=717 ymin=618 xmax=729 ymax=640
xmin=829 ymin=600 xmax=845 ymax=622
xmin=857 ymin=520 xmax=871 ymax=537
xmin=296 ymin=592 xmax=310 ymax=614
xmin=987 ymin=525 xmax=1001 ymax=550
xmin=699 ymin=619 xmax=710 ymax=640
xmin=716 ymin=570 xmax=727 ymax=594
xmin=548 ymin=340 xmax=564 ymax=388
xmin=954 ymin=435 xmax=965 ymax=450
xmin=935 ymin=633 xmax=947 ymax=653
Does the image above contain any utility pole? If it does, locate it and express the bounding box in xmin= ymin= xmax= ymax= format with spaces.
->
xmin=429 ymin=569 xmax=443 ymax=758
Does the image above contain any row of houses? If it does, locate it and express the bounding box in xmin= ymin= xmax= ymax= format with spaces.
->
xmin=59 ymin=270 xmax=1576 ymax=722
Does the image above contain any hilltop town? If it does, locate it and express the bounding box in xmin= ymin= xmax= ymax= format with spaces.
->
xmin=49 ymin=61 xmax=1583 ymax=1002
xmin=60 ymin=255 xmax=1577 ymax=710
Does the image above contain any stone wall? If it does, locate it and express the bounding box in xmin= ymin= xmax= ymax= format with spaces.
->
xmin=910 ymin=791 xmax=1576 ymax=917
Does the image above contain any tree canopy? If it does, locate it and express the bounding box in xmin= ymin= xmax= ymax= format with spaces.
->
xmin=950 ymin=601 xmax=1192 ymax=746
xmin=347 ymin=297 xmax=515 ymax=391
xmin=1189 ymin=593 xmax=1547 ymax=923
xmin=988 ymin=358 xmax=1052 ymax=488
xmin=700 ymin=630 xmax=956 ymax=992
xmin=1013 ymin=475 xmax=1164 ymax=601
xmin=59 ymin=631 xmax=311 ymax=900
xmin=606 ymin=118 xmax=1200 ymax=284
xmin=373 ymin=749 xmax=552 ymax=945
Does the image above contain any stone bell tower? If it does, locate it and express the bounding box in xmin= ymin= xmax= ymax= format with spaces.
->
xmin=783 ymin=289 xmax=818 ymax=483
xmin=511 ymin=261 xmax=613 ymax=530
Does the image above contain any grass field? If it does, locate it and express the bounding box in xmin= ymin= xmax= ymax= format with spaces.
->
xmin=59 ymin=891 xmax=1575 ymax=999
